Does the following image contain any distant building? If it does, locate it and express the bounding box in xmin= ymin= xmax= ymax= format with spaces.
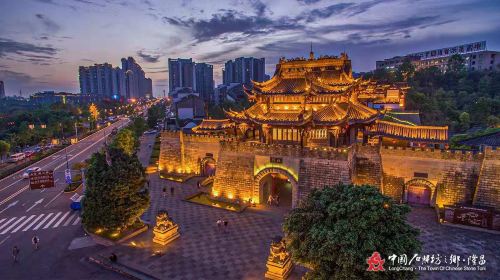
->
xmin=174 ymin=94 xmax=205 ymax=120
xmin=194 ymin=63 xmax=214 ymax=102
xmin=168 ymin=58 xmax=194 ymax=91
xmin=222 ymin=57 xmax=266 ymax=85
xmin=78 ymin=63 xmax=115 ymax=97
xmin=30 ymin=91 xmax=101 ymax=105
xmin=122 ymin=57 xmax=152 ymax=99
xmin=170 ymin=87 xmax=199 ymax=103
xmin=214 ymin=83 xmax=244 ymax=104
xmin=79 ymin=57 xmax=152 ymax=100
xmin=168 ymin=58 xmax=214 ymax=102
xmin=376 ymin=41 xmax=500 ymax=72
xmin=0 ymin=81 xmax=5 ymax=98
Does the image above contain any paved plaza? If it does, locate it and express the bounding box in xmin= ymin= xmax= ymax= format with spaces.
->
xmin=87 ymin=134 xmax=500 ymax=280
xmin=90 ymin=172 xmax=500 ymax=280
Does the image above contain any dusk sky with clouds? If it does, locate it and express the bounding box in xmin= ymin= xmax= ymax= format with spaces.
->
xmin=0 ymin=0 xmax=499 ymax=96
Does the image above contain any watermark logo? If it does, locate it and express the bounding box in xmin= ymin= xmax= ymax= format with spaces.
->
xmin=367 ymin=251 xmax=385 ymax=272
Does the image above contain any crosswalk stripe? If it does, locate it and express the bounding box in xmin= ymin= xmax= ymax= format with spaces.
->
xmin=63 ymin=214 xmax=76 ymax=227
xmin=1 ymin=216 xmax=26 ymax=234
xmin=0 ymin=217 xmax=16 ymax=231
xmin=43 ymin=212 xmax=61 ymax=229
xmin=0 ymin=218 xmax=6 ymax=225
xmin=53 ymin=211 xmax=70 ymax=228
xmin=72 ymin=217 xmax=81 ymax=225
xmin=23 ymin=214 xmax=45 ymax=231
xmin=33 ymin=213 xmax=53 ymax=230
xmin=11 ymin=215 xmax=36 ymax=233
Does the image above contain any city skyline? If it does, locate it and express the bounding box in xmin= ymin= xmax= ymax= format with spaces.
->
xmin=0 ymin=0 xmax=499 ymax=96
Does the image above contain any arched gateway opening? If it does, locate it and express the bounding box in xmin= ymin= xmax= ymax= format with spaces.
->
xmin=254 ymin=168 xmax=298 ymax=208
xmin=200 ymin=157 xmax=216 ymax=177
xmin=405 ymin=178 xmax=435 ymax=206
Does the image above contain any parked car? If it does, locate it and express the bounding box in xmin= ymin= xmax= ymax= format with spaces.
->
xmin=22 ymin=167 xmax=41 ymax=179
xmin=144 ymin=129 xmax=157 ymax=135
xmin=8 ymin=153 xmax=26 ymax=163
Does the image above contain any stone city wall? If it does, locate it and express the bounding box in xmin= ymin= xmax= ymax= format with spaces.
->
xmin=351 ymin=144 xmax=382 ymax=189
xmin=473 ymin=147 xmax=500 ymax=210
xmin=380 ymin=146 xmax=483 ymax=206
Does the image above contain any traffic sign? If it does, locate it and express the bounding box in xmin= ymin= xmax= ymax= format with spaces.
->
xmin=65 ymin=169 xmax=72 ymax=184
xmin=29 ymin=171 xmax=55 ymax=190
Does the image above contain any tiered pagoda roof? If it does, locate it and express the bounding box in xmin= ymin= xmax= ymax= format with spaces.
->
xmin=192 ymin=51 xmax=448 ymax=143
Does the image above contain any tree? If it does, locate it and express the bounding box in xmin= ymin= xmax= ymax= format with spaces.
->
xmin=89 ymin=103 xmax=100 ymax=129
xmin=284 ymin=184 xmax=421 ymax=280
xmin=82 ymin=147 xmax=149 ymax=231
xmin=447 ymin=54 xmax=465 ymax=75
xmin=396 ymin=57 xmax=415 ymax=82
xmin=147 ymin=103 xmax=166 ymax=129
xmin=459 ymin=112 xmax=471 ymax=132
xmin=0 ymin=140 xmax=10 ymax=163
xmin=129 ymin=117 xmax=147 ymax=137
xmin=110 ymin=128 xmax=137 ymax=155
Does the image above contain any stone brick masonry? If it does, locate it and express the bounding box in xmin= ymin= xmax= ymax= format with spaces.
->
xmin=159 ymin=132 xmax=500 ymax=210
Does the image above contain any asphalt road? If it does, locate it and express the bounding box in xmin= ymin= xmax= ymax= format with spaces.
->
xmin=0 ymin=118 xmax=130 ymax=280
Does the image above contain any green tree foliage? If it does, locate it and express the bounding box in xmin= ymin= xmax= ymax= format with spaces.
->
xmin=396 ymin=57 xmax=415 ymax=81
xmin=447 ymin=54 xmax=466 ymax=75
xmin=0 ymin=140 xmax=10 ymax=162
xmin=284 ymin=184 xmax=421 ymax=280
xmin=82 ymin=147 xmax=149 ymax=231
xmin=110 ymin=128 xmax=137 ymax=155
xmin=400 ymin=65 xmax=500 ymax=132
xmin=147 ymin=103 xmax=166 ymax=129
xmin=129 ymin=117 xmax=147 ymax=137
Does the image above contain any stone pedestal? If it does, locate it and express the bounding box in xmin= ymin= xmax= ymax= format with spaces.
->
xmin=265 ymin=256 xmax=293 ymax=280
xmin=265 ymin=238 xmax=294 ymax=280
xmin=152 ymin=210 xmax=180 ymax=246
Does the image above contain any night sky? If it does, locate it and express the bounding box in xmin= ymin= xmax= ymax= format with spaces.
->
xmin=1 ymin=0 xmax=499 ymax=96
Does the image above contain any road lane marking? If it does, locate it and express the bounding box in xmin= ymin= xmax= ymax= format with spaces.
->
xmin=11 ymin=215 xmax=36 ymax=233
xmin=72 ymin=217 xmax=81 ymax=225
xmin=0 ymin=235 xmax=10 ymax=246
xmin=0 ymin=120 xmax=126 ymax=184
xmin=26 ymin=198 xmax=44 ymax=212
xmin=1 ymin=216 xmax=25 ymax=234
xmin=23 ymin=214 xmax=44 ymax=231
xmin=0 ymin=120 xmax=128 ymax=207
xmin=0 ymin=217 xmax=16 ymax=231
xmin=0 ymin=178 xmax=23 ymax=192
xmin=53 ymin=211 xmax=70 ymax=228
xmin=33 ymin=213 xmax=53 ymax=230
xmin=63 ymin=214 xmax=76 ymax=226
xmin=0 ymin=185 xmax=29 ymax=207
xmin=43 ymin=212 xmax=61 ymax=229
xmin=0 ymin=200 xmax=19 ymax=214
xmin=44 ymin=191 xmax=64 ymax=208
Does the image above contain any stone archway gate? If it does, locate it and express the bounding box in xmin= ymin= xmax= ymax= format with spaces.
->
xmin=253 ymin=167 xmax=299 ymax=207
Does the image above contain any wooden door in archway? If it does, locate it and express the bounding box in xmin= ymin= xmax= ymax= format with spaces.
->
xmin=407 ymin=185 xmax=431 ymax=205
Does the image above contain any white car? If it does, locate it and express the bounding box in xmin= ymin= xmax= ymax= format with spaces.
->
xmin=22 ymin=167 xmax=41 ymax=179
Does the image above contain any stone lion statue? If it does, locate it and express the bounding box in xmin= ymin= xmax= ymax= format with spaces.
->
xmin=269 ymin=238 xmax=289 ymax=264
xmin=155 ymin=210 xmax=175 ymax=231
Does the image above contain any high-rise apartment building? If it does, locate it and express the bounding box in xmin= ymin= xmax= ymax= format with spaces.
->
xmin=0 ymin=81 xmax=5 ymax=98
xmin=223 ymin=57 xmax=266 ymax=85
xmin=122 ymin=57 xmax=152 ymax=99
xmin=168 ymin=58 xmax=214 ymax=102
xmin=79 ymin=57 xmax=152 ymax=99
xmin=168 ymin=58 xmax=194 ymax=91
xmin=194 ymin=63 xmax=214 ymax=102
xmin=79 ymin=63 xmax=114 ymax=97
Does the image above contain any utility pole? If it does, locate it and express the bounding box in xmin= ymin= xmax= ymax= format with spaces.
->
xmin=74 ymin=122 xmax=78 ymax=141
